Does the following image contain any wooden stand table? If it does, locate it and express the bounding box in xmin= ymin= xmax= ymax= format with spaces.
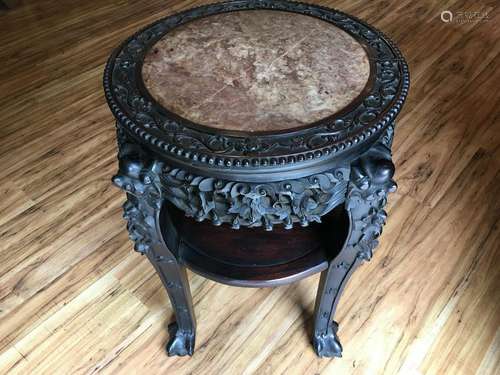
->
xmin=104 ymin=0 xmax=409 ymax=358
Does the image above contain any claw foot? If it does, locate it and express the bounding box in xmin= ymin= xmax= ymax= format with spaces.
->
xmin=313 ymin=322 xmax=343 ymax=358
xmin=166 ymin=322 xmax=195 ymax=356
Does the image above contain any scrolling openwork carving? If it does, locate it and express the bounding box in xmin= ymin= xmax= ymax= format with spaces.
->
xmin=113 ymin=125 xmax=350 ymax=231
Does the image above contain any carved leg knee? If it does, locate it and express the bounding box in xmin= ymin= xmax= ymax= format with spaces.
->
xmin=114 ymin=149 xmax=197 ymax=356
xmin=312 ymin=134 xmax=396 ymax=358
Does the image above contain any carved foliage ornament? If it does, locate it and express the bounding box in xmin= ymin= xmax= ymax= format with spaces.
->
xmin=114 ymin=156 xmax=350 ymax=232
xmin=113 ymin=126 xmax=349 ymax=232
xmin=347 ymin=136 xmax=397 ymax=262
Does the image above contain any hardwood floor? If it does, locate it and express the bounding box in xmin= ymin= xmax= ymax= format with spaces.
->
xmin=0 ymin=1 xmax=498 ymax=374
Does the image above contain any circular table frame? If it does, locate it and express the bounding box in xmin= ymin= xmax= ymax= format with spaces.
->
xmin=105 ymin=0 xmax=409 ymax=358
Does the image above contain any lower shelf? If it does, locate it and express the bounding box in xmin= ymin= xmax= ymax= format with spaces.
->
xmin=164 ymin=204 xmax=349 ymax=287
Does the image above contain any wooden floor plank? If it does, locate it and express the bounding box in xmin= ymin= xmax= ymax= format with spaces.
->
xmin=0 ymin=1 xmax=499 ymax=374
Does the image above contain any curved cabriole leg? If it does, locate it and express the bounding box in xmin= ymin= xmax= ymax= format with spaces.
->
xmin=312 ymin=132 xmax=397 ymax=357
xmin=113 ymin=145 xmax=196 ymax=356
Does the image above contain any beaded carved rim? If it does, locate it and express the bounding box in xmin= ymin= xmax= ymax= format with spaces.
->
xmin=103 ymin=0 xmax=409 ymax=171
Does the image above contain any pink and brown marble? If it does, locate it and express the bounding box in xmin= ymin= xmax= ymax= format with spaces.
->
xmin=142 ymin=10 xmax=371 ymax=132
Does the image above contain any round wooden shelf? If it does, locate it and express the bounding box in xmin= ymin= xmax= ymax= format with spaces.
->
xmin=165 ymin=204 xmax=349 ymax=287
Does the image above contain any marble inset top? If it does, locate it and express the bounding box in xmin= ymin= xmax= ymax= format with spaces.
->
xmin=142 ymin=10 xmax=371 ymax=133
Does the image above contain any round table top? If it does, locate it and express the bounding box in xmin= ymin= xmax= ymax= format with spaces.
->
xmin=141 ymin=10 xmax=370 ymax=133
xmin=104 ymin=1 xmax=409 ymax=181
